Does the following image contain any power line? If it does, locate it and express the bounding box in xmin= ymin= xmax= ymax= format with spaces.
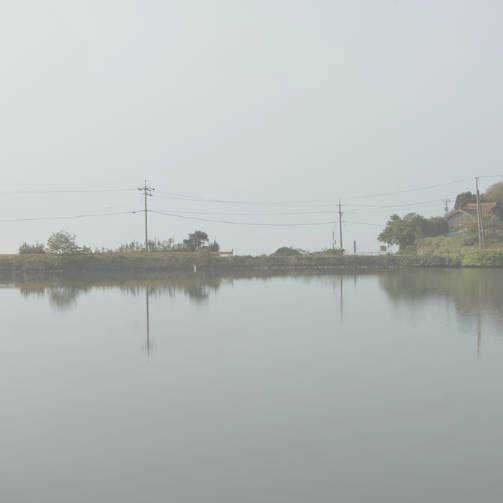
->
xmin=0 ymin=188 xmax=137 ymax=194
xmin=344 ymin=198 xmax=445 ymax=208
xmin=149 ymin=210 xmax=339 ymax=226
xmin=151 ymin=206 xmax=359 ymax=216
xmin=149 ymin=209 xmax=384 ymax=228
xmin=0 ymin=210 xmax=141 ymax=223
xmin=343 ymin=221 xmax=385 ymax=228
xmin=147 ymin=200 xmax=442 ymax=217
xmin=345 ymin=179 xmax=467 ymax=200
xmin=155 ymin=178 xmax=467 ymax=206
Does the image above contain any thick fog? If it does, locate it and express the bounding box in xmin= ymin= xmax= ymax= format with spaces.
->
xmin=1 ymin=0 xmax=501 ymax=254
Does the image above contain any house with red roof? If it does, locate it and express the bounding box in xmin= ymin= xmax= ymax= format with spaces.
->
xmin=446 ymin=202 xmax=503 ymax=231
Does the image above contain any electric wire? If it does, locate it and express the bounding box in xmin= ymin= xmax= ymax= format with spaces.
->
xmin=0 ymin=210 xmax=141 ymax=223
xmin=149 ymin=209 xmax=384 ymax=228
xmin=155 ymin=178 xmax=468 ymax=206
xmin=0 ymin=188 xmax=138 ymax=195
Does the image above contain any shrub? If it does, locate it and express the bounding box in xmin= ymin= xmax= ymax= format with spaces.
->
xmin=47 ymin=231 xmax=90 ymax=255
xmin=272 ymin=247 xmax=303 ymax=256
xmin=19 ymin=242 xmax=45 ymax=254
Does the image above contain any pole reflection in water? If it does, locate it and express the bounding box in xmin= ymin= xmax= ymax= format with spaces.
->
xmin=331 ymin=275 xmax=344 ymax=326
xmin=145 ymin=285 xmax=152 ymax=360
xmin=476 ymin=280 xmax=482 ymax=356
xmin=340 ymin=275 xmax=344 ymax=326
xmin=476 ymin=311 xmax=481 ymax=356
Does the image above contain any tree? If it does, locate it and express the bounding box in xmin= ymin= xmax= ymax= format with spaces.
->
xmin=47 ymin=231 xmax=82 ymax=254
xmin=485 ymin=182 xmax=503 ymax=205
xmin=378 ymin=213 xmax=449 ymax=251
xmin=425 ymin=216 xmax=449 ymax=236
xmin=454 ymin=191 xmax=476 ymax=209
xmin=208 ymin=240 xmax=220 ymax=252
xmin=272 ymin=247 xmax=303 ymax=256
xmin=19 ymin=242 xmax=45 ymax=254
xmin=183 ymin=230 xmax=209 ymax=251
xmin=378 ymin=215 xmax=416 ymax=250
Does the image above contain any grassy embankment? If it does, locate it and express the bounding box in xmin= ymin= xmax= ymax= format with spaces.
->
xmin=0 ymin=251 xmax=397 ymax=274
xmin=1 ymin=244 xmax=503 ymax=274
xmin=406 ymin=235 xmax=503 ymax=267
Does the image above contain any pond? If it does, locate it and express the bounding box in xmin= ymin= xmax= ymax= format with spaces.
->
xmin=1 ymin=270 xmax=503 ymax=502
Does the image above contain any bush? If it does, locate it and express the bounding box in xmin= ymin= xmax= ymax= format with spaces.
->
xmin=462 ymin=250 xmax=503 ymax=267
xmin=272 ymin=247 xmax=303 ymax=256
xmin=47 ymin=231 xmax=90 ymax=255
xmin=19 ymin=242 xmax=45 ymax=254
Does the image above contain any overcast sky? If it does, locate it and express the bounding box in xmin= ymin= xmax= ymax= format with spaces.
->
xmin=0 ymin=0 xmax=502 ymax=254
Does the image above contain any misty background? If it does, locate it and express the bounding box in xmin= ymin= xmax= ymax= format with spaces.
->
xmin=0 ymin=0 xmax=501 ymax=254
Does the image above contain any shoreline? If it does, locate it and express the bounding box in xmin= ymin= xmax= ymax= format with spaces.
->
xmin=1 ymin=249 xmax=503 ymax=275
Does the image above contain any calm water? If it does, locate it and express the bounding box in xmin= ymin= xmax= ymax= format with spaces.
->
xmin=1 ymin=270 xmax=503 ymax=502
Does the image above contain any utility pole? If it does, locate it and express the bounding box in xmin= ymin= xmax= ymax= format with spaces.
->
xmin=338 ymin=200 xmax=343 ymax=254
xmin=475 ymin=177 xmax=485 ymax=249
xmin=442 ymin=198 xmax=451 ymax=216
xmin=138 ymin=180 xmax=155 ymax=251
xmin=331 ymin=230 xmax=336 ymax=250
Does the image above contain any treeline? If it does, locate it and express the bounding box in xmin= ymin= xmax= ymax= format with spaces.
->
xmin=3 ymin=248 xmax=503 ymax=275
xmin=454 ymin=181 xmax=503 ymax=208
xmin=379 ymin=182 xmax=503 ymax=251
xmin=18 ymin=230 xmax=220 ymax=255
xmin=378 ymin=214 xmax=449 ymax=251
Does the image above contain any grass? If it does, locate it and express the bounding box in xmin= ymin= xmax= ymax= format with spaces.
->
xmin=2 ymin=241 xmax=503 ymax=275
xmin=0 ymin=250 xmax=398 ymax=274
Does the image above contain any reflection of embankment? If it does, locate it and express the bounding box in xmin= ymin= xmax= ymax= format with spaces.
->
xmin=10 ymin=273 xmax=225 ymax=310
xmin=1 ymin=270 xmax=361 ymax=311
xmin=378 ymin=269 xmax=503 ymax=325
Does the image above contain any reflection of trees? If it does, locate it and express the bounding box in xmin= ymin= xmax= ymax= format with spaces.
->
xmin=48 ymin=286 xmax=84 ymax=311
xmin=9 ymin=270 xmax=373 ymax=312
xmin=378 ymin=270 xmax=503 ymax=322
xmin=19 ymin=284 xmax=89 ymax=311
xmin=13 ymin=272 xmax=226 ymax=311
xmin=183 ymin=284 xmax=211 ymax=302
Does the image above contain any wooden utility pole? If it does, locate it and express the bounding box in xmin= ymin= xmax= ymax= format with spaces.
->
xmin=338 ymin=201 xmax=343 ymax=253
xmin=138 ymin=180 xmax=155 ymax=251
xmin=475 ymin=177 xmax=485 ymax=249
xmin=442 ymin=198 xmax=451 ymax=216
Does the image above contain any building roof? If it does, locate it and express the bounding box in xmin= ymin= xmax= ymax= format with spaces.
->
xmin=447 ymin=202 xmax=498 ymax=220
xmin=463 ymin=202 xmax=497 ymax=213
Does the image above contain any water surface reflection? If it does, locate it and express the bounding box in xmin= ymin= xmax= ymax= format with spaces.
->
xmin=2 ymin=269 xmax=502 ymax=357
xmin=2 ymin=269 xmax=503 ymax=502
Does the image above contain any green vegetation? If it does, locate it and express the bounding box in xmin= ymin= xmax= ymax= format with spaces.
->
xmin=484 ymin=182 xmax=503 ymax=205
xmin=374 ymin=181 xmax=503 ymax=266
xmin=3 ymin=246 xmax=503 ymax=273
xmin=410 ymin=234 xmax=503 ymax=266
xmin=378 ymin=213 xmax=449 ymax=251
xmin=183 ymin=231 xmax=220 ymax=252
xmin=47 ymin=231 xmax=91 ymax=255
xmin=16 ymin=229 xmax=220 ymax=255
xmin=453 ymin=183 xmax=503 ymax=209
xmin=117 ymin=238 xmax=176 ymax=252
xmin=19 ymin=242 xmax=45 ymax=254
xmin=272 ymin=247 xmax=303 ymax=256
xmin=454 ymin=191 xmax=476 ymax=209
xmin=0 ymin=250 xmax=400 ymax=274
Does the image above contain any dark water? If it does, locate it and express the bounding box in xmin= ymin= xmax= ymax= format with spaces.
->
xmin=1 ymin=270 xmax=503 ymax=502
